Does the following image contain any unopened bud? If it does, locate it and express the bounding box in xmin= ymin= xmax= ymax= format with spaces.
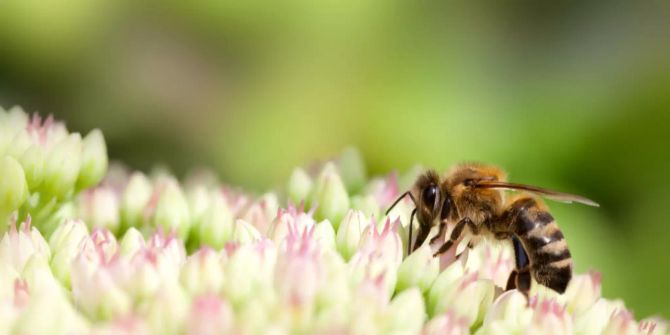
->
xmin=336 ymin=210 xmax=370 ymax=260
xmin=310 ymin=163 xmax=349 ymax=227
xmin=396 ymin=244 xmax=440 ymax=293
xmin=41 ymin=133 xmax=82 ymax=200
xmin=288 ymin=168 xmax=313 ymax=205
xmin=0 ymin=156 xmax=29 ymax=220
xmin=120 ymin=172 xmax=153 ymax=229
xmin=152 ymin=179 xmax=191 ymax=239
xmin=77 ymin=129 xmax=108 ymax=190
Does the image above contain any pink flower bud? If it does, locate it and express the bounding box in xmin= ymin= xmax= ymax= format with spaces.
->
xmin=0 ymin=216 xmax=50 ymax=273
xmin=268 ymin=202 xmax=316 ymax=243
xmin=186 ymin=295 xmax=234 ymax=335
xmin=423 ymin=311 xmax=470 ymax=335
xmin=603 ymin=309 xmax=637 ymax=335
xmin=275 ymin=224 xmax=323 ymax=309
xmin=180 ymin=248 xmax=224 ymax=295
xmin=79 ymin=187 xmax=121 ymax=232
xmin=564 ymin=270 xmax=602 ymax=315
xmin=527 ymin=299 xmax=573 ymax=335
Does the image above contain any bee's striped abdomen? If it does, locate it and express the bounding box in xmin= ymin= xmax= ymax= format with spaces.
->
xmin=511 ymin=197 xmax=572 ymax=293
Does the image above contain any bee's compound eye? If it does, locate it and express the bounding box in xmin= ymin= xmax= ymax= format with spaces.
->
xmin=422 ymin=185 xmax=438 ymax=207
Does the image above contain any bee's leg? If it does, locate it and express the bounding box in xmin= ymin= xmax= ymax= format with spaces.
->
xmin=505 ymin=270 xmax=518 ymax=290
xmin=428 ymin=220 xmax=446 ymax=245
xmin=433 ymin=217 xmax=472 ymax=257
xmin=407 ymin=208 xmax=417 ymax=255
xmin=506 ymin=235 xmax=532 ymax=297
xmin=413 ymin=223 xmax=431 ymax=253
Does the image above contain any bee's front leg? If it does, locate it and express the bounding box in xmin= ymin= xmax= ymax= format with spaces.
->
xmin=433 ymin=217 xmax=472 ymax=257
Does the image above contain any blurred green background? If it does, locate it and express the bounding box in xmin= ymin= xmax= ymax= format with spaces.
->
xmin=1 ymin=0 xmax=669 ymax=318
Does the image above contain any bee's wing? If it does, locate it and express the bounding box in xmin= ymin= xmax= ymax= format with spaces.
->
xmin=473 ymin=181 xmax=600 ymax=207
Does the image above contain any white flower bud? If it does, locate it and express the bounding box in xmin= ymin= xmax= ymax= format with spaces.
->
xmin=41 ymin=133 xmax=82 ymax=200
xmin=72 ymin=265 xmax=131 ymax=321
xmin=427 ymin=261 xmax=465 ymax=314
xmin=118 ymin=227 xmax=145 ymax=257
xmin=0 ymin=217 xmax=50 ymax=273
xmin=79 ymin=187 xmax=121 ymax=232
xmin=288 ymin=167 xmax=312 ymax=205
xmin=123 ymin=233 xmax=185 ymax=301
xmin=396 ymin=244 xmax=439 ymax=293
xmin=314 ymin=249 xmax=350 ymax=310
xmin=197 ymin=191 xmax=234 ymax=249
xmin=5 ymin=128 xmax=32 ymax=160
xmin=313 ymin=219 xmax=336 ymax=251
xmin=383 ymin=288 xmax=426 ymax=334
xmin=48 ymin=219 xmax=89 ymax=286
xmin=310 ymin=163 xmax=350 ymax=227
xmin=12 ymin=289 xmax=90 ymax=335
xmin=77 ymin=129 xmax=108 ymax=190
xmin=431 ymin=274 xmax=495 ymax=326
xmin=564 ymin=271 xmax=601 ymax=315
xmin=481 ymin=290 xmax=532 ymax=331
xmin=573 ymin=299 xmax=626 ymax=335
xmin=0 ymin=107 xmax=28 ymax=157
xmin=5 ymin=124 xmax=48 ymax=192
xmin=186 ymin=185 xmax=210 ymax=227
xmin=22 ymin=253 xmax=63 ymax=295
xmin=336 ymin=209 xmax=370 ymax=260
xmin=0 ymin=156 xmax=29 ymax=220
xmin=120 ymin=172 xmax=153 ymax=229
xmin=222 ymin=242 xmax=276 ymax=306
xmin=49 ymin=220 xmax=88 ymax=254
xmin=232 ymin=219 xmax=261 ymax=243
xmin=145 ymin=282 xmax=189 ymax=335
xmin=152 ymin=179 xmax=191 ymax=239
xmin=180 ymin=248 xmax=224 ymax=295
xmin=357 ymin=218 xmax=403 ymax=269
xmin=18 ymin=144 xmax=45 ymax=190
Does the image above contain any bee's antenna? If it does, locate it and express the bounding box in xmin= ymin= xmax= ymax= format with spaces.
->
xmin=385 ymin=191 xmax=416 ymax=215
xmin=408 ymin=208 xmax=416 ymax=255
xmin=385 ymin=191 xmax=417 ymax=255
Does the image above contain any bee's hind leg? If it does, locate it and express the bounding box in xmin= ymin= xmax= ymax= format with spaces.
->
xmin=506 ymin=235 xmax=531 ymax=298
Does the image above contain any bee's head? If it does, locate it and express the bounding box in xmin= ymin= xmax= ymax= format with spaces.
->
xmin=414 ymin=170 xmax=453 ymax=227
xmin=385 ymin=169 xmax=454 ymax=254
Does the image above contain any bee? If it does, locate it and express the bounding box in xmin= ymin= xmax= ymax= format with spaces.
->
xmin=386 ymin=163 xmax=598 ymax=296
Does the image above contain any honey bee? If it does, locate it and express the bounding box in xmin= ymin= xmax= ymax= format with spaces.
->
xmin=386 ymin=163 xmax=598 ymax=296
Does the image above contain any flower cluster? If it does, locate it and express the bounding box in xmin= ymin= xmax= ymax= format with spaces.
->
xmin=0 ymin=106 xmax=107 ymax=235
xmin=0 ymin=109 xmax=667 ymax=334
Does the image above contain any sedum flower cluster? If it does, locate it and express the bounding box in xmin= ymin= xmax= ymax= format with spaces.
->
xmin=0 ymin=107 xmax=667 ymax=335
